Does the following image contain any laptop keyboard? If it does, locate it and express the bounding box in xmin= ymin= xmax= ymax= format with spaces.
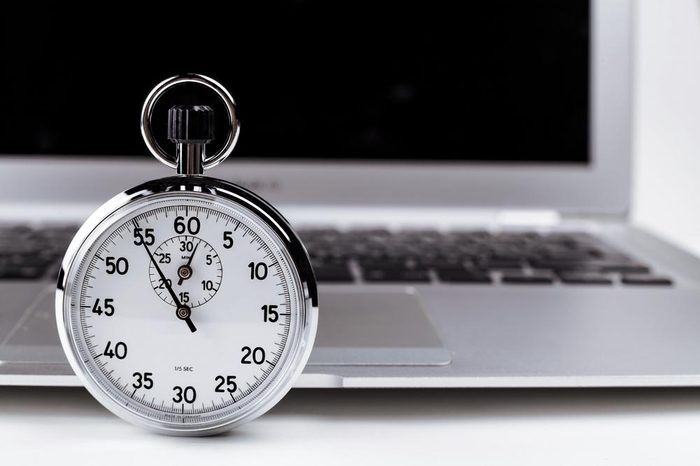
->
xmin=0 ymin=226 xmax=76 ymax=279
xmin=0 ymin=225 xmax=673 ymax=287
xmin=299 ymin=229 xmax=674 ymax=286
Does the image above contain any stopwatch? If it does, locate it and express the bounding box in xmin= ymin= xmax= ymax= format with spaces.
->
xmin=56 ymin=74 xmax=318 ymax=435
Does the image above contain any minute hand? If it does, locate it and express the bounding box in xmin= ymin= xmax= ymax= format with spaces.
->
xmin=178 ymin=240 xmax=199 ymax=285
xmin=141 ymin=241 xmax=197 ymax=333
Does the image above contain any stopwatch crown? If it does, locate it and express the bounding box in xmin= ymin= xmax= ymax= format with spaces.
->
xmin=167 ymin=105 xmax=214 ymax=144
xmin=141 ymin=74 xmax=239 ymax=172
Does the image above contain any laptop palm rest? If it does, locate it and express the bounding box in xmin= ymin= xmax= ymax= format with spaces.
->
xmin=307 ymin=288 xmax=451 ymax=366
xmin=0 ymin=285 xmax=71 ymax=376
xmin=0 ymin=286 xmax=452 ymax=375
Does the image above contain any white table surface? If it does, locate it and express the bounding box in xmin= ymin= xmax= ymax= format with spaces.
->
xmin=3 ymin=386 xmax=700 ymax=466
xmin=4 ymin=1 xmax=700 ymax=464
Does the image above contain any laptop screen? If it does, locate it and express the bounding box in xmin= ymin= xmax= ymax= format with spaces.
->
xmin=0 ymin=1 xmax=589 ymax=164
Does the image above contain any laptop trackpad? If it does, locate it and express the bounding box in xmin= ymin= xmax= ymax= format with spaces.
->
xmin=0 ymin=285 xmax=68 ymax=369
xmin=307 ymin=288 xmax=451 ymax=366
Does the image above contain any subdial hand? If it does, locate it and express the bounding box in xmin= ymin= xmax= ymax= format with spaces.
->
xmin=137 ymin=228 xmax=197 ymax=333
xmin=178 ymin=240 xmax=199 ymax=285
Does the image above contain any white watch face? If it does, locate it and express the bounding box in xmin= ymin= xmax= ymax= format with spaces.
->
xmin=59 ymin=191 xmax=311 ymax=432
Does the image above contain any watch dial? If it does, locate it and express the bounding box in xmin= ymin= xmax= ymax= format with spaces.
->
xmin=61 ymin=193 xmax=309 ymax=430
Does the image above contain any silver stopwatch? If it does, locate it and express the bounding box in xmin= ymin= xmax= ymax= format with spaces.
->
xmin=56 ymin=74 xmax=318 ymax=435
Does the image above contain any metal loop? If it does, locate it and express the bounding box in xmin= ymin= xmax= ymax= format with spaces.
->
xmin=140 ymin=74 xmax=240 ymax=170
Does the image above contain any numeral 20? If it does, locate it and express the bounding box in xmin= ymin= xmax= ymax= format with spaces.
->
xmin=241 ymin=346 xmax=265 ymax=365
xmin=155 ymin=278 xmax=172 ymax=290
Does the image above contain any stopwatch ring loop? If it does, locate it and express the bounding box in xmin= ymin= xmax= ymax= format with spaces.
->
xmin=140 ymin=74 xmax=240 ymax=170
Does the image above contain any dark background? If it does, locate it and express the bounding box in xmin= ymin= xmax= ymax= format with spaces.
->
xmin=0 ymin=1 xmax=589 ymax=163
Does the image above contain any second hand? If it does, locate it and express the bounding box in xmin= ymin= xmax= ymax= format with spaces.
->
xmin=136 ymin=223 xmax=197 ymax=333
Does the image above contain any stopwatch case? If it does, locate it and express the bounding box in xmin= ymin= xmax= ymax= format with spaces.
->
xmin=56 ymin=175 xmax=318 ymax=435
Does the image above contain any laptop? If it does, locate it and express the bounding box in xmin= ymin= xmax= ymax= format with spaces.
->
xmin=2 ymin=0 xmax=700 ymax=388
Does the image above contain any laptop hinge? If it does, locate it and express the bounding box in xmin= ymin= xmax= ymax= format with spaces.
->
xmin=280 ymin=206 xmax=561 ymax=230
xmin=0 ymin=203 xmax=563 ymax=230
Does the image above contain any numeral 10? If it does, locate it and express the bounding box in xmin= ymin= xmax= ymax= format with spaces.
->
xmin=248 ymin=262 xmax=268 ymax=280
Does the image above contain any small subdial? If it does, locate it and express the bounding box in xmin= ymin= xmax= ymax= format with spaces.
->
xmin=148 ymin=235 xmax=222 ymax=308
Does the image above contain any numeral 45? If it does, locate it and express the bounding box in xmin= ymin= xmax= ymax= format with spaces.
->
xmin=91 ymin=298 xmax=115 ymax=316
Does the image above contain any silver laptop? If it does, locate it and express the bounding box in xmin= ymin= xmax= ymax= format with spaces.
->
xmin=2 ymin=0 xmax=700 ymax=388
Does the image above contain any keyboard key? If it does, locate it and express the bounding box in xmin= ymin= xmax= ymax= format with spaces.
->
xmin=527 ymin=259 xmax=581 ymax=271
xmin=621 ymin=275 xmax=673 ymax=286
xmin=600 ymin=263 xmax=651 ymax=274
xmin=395 ymin=230 xmax=445 ymax=242
xmin=422 ymin=258 xmax=475 ymax=270
xmin=489 ymin=252 xmax=527 ymax=261
xmin=496 ymin=232 xmax=542 ymax=242
xmin=363 ymin=267 xmax=430 ymax=283
xmin=346 ymin=228 xmax=391 ymax=239
xmin=435 ymin=267 xmax=491 ymax=283
xmin=0 ymin=266 xmax=46 ymax=279
xmin=313 ymin=264 xmax=354 ymax=283
xmin=530 ymin=259 xmax=650 ymax=274
xmin=501 ymin=272 xmax=554 ymax=285
xmin=357 ymin=258 xmax=406 ymax=270
xmin=0 ymin=225 xmax=79 ymax=281
xmin=480 ymin=259 xmax=523 ymax=271
xmin=447 ymin=231 xmax=492 ymax=241
xmin=544 ymin=251 xmax=597 ymax=261
xmin=7 ymin=254 xmax=54 ymax=268
xmin=559 ymin=272 xmax=613 ymax=285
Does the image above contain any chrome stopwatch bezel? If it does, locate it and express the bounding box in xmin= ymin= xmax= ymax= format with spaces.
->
xmin=56 ymin=176 xmax=318 ymax=436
